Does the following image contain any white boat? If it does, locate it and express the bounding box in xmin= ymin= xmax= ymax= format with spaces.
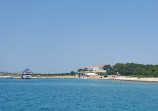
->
xmin=22 ymin=68 xmax=32 ymax=79
xmin=78 ymin=76 xmax=88 ymax=79
xmin=0 ymin=75 xmax=13 ymax=78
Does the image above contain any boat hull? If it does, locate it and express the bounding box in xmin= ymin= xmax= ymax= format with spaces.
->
xmin=22 ymin=75 xmax=32 ymax=79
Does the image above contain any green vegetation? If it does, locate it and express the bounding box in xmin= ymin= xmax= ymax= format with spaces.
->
xmin=106 ymin=63 xmax=158 ymax=77
xmin=77 ymin=63 xmax=158 ymax=78
xmin=100 ymin=72 xmax=108 ymax=77
xmin=3 ymin=63 xmax=158 ymax=78
xmin=103 ymin=65 xmax=112 ymax=70
xmin=70 ymin=71 xmax=76 ymax=75
xmin=78 ymin=68 xmax=88 ymax=72
xmin=32 ymin=73 xmax=75 ymax=77
xmin=1 ymin=71 xmax=77 ymax=77
xmin=31 ymin=71 xmax=77 ymax=77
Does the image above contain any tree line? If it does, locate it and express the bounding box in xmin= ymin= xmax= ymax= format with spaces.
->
xmin=104 ymin=63 xmax=158 ymax=77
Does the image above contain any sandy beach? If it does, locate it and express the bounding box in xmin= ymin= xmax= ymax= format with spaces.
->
xmin=104 ymin=75 xmax=158 ymax=82
xmin=11 ymin=75 xmax=158 ymax=82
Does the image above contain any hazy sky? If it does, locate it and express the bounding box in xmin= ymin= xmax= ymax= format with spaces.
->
xmin=0 ymin=0 xmax=158 ymax=73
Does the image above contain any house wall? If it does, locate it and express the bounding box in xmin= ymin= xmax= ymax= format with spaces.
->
xmin=87 ymin=66 xmax=107 ymax=72
xmin=92 ymin=67 xmax=105 ymax=72
xmin=93 ymin=67 xmax=99 ymax=71
xmin=89 ymin=75 xmax=104 ymax=79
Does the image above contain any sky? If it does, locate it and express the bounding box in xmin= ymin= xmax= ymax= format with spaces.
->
xmin=0 ymin=0 xmax=158 ymax=73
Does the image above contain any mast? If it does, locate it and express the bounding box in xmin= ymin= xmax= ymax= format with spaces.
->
xmin=1 ymin=56 xmax=3 ymax=75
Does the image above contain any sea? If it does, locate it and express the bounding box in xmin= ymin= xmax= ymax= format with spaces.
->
xmin=0 ymin=79 xmax=158 ymax=111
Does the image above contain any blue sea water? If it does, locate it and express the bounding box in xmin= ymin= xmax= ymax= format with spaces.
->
xmin=0 ymin=79 xmax=158 ymax=111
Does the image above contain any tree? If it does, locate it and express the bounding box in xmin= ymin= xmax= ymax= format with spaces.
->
xmin=133 ymin=67 xmax=147 ymax=75
xmin=77 ymin=63 xmax=158 ymax=77
xmin=103 ymin=65 xmax=112 ymax=70
xmin=70 ymin=71 xmax=75 ymax=75
xmin=78 ymin=68 xmax=88 ymax=72
xmin=151 ymin=69 xmax=158 ymax=77
xmin=78 ymin=69 xmax=83 ymax=72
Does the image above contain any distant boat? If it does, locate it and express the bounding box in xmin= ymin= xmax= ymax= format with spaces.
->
xmin=0 ymin=75 xmax=13 ymax=79
xmin=78 ymin=76 xmax=88 ymax=79
xmin=22 ymin=68 xmax=32 ymax=79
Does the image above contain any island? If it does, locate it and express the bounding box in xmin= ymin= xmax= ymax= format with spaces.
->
xmin=1 ymin=63 xmax=158 ymax=82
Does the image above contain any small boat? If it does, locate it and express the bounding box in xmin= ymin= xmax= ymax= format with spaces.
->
xmin=0 ymin=75 xmax=13 ymax=79
xmin=78 ymin=76 xmax=88 ymax=79
xmin=22 ymin=68 xmax=32 ymax=79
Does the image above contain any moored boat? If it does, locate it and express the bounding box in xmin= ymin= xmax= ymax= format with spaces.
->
xmin=22 ymin=68 xmax=32 ymax=79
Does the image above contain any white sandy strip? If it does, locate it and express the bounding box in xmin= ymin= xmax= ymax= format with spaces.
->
xmin=105 ymin=76 xmax=158 ymax=82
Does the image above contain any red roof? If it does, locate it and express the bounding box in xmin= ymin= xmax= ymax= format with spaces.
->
xmin=54 ymin=73 xmax=62 ymax=74
xmin=89 ymin=66 xmax=104 ymax=69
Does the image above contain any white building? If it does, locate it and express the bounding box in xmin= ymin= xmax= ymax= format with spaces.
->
xmin=88 ymin=66 xmax=106 ymax=72
xmin=78 ymin=65 xmax=107 ymax=77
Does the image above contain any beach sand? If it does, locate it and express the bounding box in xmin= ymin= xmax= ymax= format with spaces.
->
xmin=13 ymin=75 xmax=158 ymax=82
xmin=104 ymin=75 xmax=158 ymax=82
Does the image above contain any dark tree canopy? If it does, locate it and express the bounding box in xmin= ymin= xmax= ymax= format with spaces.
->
xmin=106 ymin=63 xmax=158 ymax=77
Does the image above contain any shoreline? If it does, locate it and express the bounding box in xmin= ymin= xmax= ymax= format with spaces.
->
xmin=3 ymin=75 xmax=158 ymax=82
xmin=103 ymin=76 xmax=158 ymax=82
xmin=13 ymin=75 xmax=78 ymax=79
